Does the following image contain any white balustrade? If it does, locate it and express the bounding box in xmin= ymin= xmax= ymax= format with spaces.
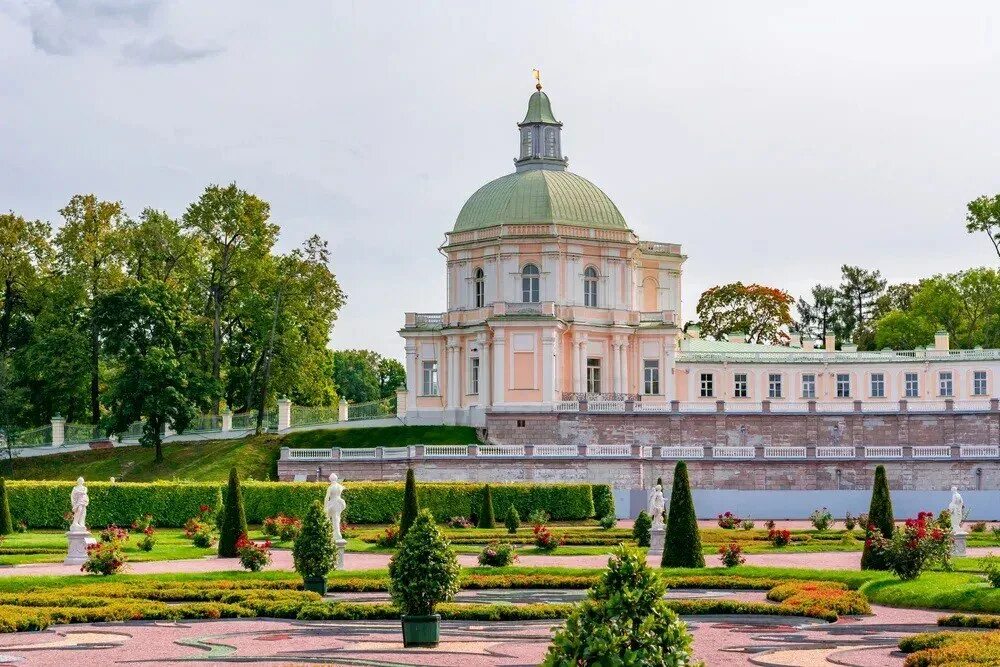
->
xmin=727 ymin=402 xmax=763 ymax=413
xmin=586 ymin=444 xmax=631 ymax=457
xmin=339 ymin=447 xmax=377 ymax=460
xmin=382 ymin=446 xmax=410 ymax=459
xmin=533 ymin=444 xmax=579 ymax=457
xmin=815 ymin=401 xmax=850 ymax=413
xmin=764 ymin=446 xmax=807 ymax=459
xmin=555 ymin=400 xmax=580 ymax=412
xmin=634 ymin=402 xmax=672 ymax=413
xmin=861 ymin=402 xmax=897 ymax=413
xmin=287 ymin=448 xmax=333 ymax=460
xmin=712 ymin=446 xmax=755 ymax=459
xmin=816 ymin=446 xmax=855 ymax=459
xmin=660 ymin=446 xmax=705 ymax=459
xmin=865 ymin=446 xmax=903 ymax=459
xmin=912 ymin=446 xmax=951 ymax=459
xmin=478 ymin=444 xmax=525 ymax=457
xmin=770 ymin=401 xmax=810 ymax=413
xmin=678 ymin=401 xmax=717 ymax=413
xmin=424 ymin=445 xmax=471 ymax=457
xmin=641 ymin=446 xmax=652 ymax=458
xmin=911 ymin=400 xmax=947 ymax=412
xmin=588 ymin=400 xmax=626 ymax=413
xmin=953 ymin=400 xmax=992 ymax=412
xmin=960 ymin=445 xmax=999 ymax=458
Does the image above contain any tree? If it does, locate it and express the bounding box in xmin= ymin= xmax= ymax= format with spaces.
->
xmin=661 ymin=461 xmax=704 ymax=568
xmin=873 ymin=311 xmax=936 ymax=351
xmin=477 ymin=485 xmax=496 ymax=528
xmin=54 ymin=195 xmax=127 ymax=424
xmin=332 ymin=350 xmax=381 ymax=403
xmin=378 ymin=357 xmax=407 ymax=399
xmin=544 ymin=546 xmax=694 ymax=665
xmin=388 ymin=509 xmax=460 ymax=617
xmin=837 ymin=265 xmax=887 ymax=341
xmin=966 ymin=193 xmax=1000 ymax=261
xmin=400 ymin=468 xmax=419 ymax=538
xmin=861 ymin=465 xmax=895 ymax=570
xmin=0 ymin=477 xmax=11 ymax=535
xmin=797 ymin=284 xmax=839 ymax=344
xmin=504 ymin=505 xmax=520 ymax=534
xmin=292 ymin=500 xmax=335 ymax=580
xmin=218 ymin=467 xmax=248 ymax=557
xmin=632 ymin=510 xmax=652 ymax=547
xmin=695 ymin=282 xmax=793 ymax=344
xmin=94 ymin=282 xmax=207 ymax=462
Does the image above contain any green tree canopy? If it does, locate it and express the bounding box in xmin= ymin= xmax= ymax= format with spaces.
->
xmin=695 ymin=282 xmax=793 ymax=344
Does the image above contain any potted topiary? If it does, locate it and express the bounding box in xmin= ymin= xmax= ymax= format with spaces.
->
xmin=293 ymin=500 xmax=335 ymax=594
xmin=388 ymin=509 xmax=460 ymax=647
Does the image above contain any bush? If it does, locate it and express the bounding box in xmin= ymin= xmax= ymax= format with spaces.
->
xmin=477 ymin=485 xmax=496 ymax=529
xmin=388 ymin=509 xmax=460 ymax=616
xmin=81 ymin=540 xmax=126 ymax=575
xmin=599 ymin=513 xmax=616 ymax=530
xmin=218 ymin=468 xmax=248 ymax=558
xmin=861 ymin=465 xmax=895 ymax=570
xmin=764 ymin=519 xmax=776 ymax=530
xmin=741 ymin=519 xmax=755 ymax=530
xmin=192 ymin=527 xmax=216 ymax=548
xmin=982 ymin=555 xmax=1000 ymax=588
xmin=477 ymin=541 xmax=517 ymax=567
xmin=898 ymin=630 xmax=1000 ymax=666
xmin=662 ymin=461 xmax=704 ymax=568
xmin=971 ymin=521 xmax=988 ymax=533
xmin=719 ymin=542 xmax=745 ymax=567
xmin=810 ymin=507 xmax=833 ymax=531
xmin=374 ymin=526 xmax=399 ymax=548
xmin=399 ymin=469 xmax=419 ymax=538
xmin=527 ymin=509 xmax=550 ymax=525
xmin=532 ymin=524 xmax=562 ymax=551
xmin=844 ymin=512 xmax=856 ymax=530
xmin=591 ymin=484 xmax=615 ymax=519
xmin=633 ymin=511 xmax=652 ymax=547
xmin=137 ymin=529 xmax=156 ymax=552
xmin=292 ymin=500 xmax=335 ymax=579
xmin=769 ymin=528 xmax=791 ymax=547
xmin=100 ymin=525 xmax=129 ymax=543
xmin=504 ymin=506 xmax=520 ymax=534
xmin=447 ymin=516 xmax=472 ymax=529
xmin=543 ymin=545 xmax=695 ymax=665
xmin=866 ymin=512 xmax=951 ymax=580
xmin=0 ymin=478 xmax=11 ymax=536
xmin=235 ymin=534 xmax=271 ymax=572
xmin=717 ymin=511 xmax=740 ymax=529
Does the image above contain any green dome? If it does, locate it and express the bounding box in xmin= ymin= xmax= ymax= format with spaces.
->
xmin=453 ymin=169 xmax=629 ymax=233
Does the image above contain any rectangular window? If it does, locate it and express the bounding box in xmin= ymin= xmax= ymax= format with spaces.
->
xmin=905 ymin=372 xmax=919 ymax=398
xmin=939 ymin=371 xmax=953 ymax=397
xmin=470 ymin=357 xmax=480 ymax=395
xmin=974 ymin=371 xmax=988 ymax=396
xmin=733 ymin=373 xmax=748 ymax=398
xmin=801 ymin=373 xmax=816 ymax=399
xmin=870 ymin=373 xmax=885 ymax=398
xmin=586 ymin=358 xmax=602 ymax=394
xmin=643 ymin=360 xmax=660 ymax=395
xmin=768 ymin=373 xmax=782 ymax=399
xmin=421 ymin=361 xmax=439 ymax=396
xmin=700 ymin=373 xmax=714 ymax=398
xmin=836 ymin=373 xmax=851 ymax=398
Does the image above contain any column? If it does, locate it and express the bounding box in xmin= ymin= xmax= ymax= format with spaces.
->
xmin=612 ymin=341 xmax=623 ymax=394
xmin=405 ymin=342 xmax=418 ymax=411
xmin=622 ymin=338 xmax=630 ymax=395
xmin=221 ymin=411 xmax=233 ymax=431
xmin=542 ymin=330 xmax=555 ymax=403
xmin=51 ymin=414 xmax=65 ymax=447
xmin=278 ymin=397 xmax=292 ymax=430
xmin=480 ymin=339 xmax=491 ymax=406
xmin=338 ymin=397 xmax=349 ymax=422
xmin=572 ymin=337 xmax=582 ymax=394
xmin=493 ymin=331 xmax=506 ymax=404
xmin=578 ymin=338 xmax=588 ymax=393
xmin=446 ymin=338 xmax=460 ymax=409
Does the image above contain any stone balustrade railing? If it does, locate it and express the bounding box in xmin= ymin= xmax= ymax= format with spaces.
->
xmin=553 ymin=398 xmax=999 ymax=415
xmin=280 ymin=442 xmax=1000 ymax=463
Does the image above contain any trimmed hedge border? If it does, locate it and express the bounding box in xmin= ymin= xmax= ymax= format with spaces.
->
xmin=7 ymin=480 xmax=603 ymax=528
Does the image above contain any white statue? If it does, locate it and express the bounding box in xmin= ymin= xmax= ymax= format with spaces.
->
xmin=649 ymin=484 xmax=665 ymax=529
xmin=324 ymin=473 xmax=346 ymax=542
xmin=70 ymin=477 xmax=89 ymax=532
xmin=949 ymin=486 xmax=966 ymax=534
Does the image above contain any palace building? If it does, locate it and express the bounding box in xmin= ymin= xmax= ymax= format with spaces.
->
xmin=399 ymin=84 xmax=1000 ymax=435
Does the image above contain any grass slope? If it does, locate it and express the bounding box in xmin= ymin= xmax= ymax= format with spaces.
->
xmin=5 ymin=426 xmax=477 ymax=482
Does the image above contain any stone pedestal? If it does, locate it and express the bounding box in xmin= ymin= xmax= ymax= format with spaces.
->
xmin=952 ymin=532 xmax=967 ymax=557
xmin=335 ymin=539 xmax=347 ymax=570
xmin=65 ymin=530 xmax=96 ymax=565
xmin=648 ymin=526 xmax=665 ymax=557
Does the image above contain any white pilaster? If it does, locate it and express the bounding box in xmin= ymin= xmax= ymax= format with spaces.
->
xmin=622 ymin=338 xmax=630 ymax=395
xmin=578 ymin=339 xmax=588 ymax=394
xmin=480 ymin=339 xmax=491 ymax=406
xmin=51 ymin=414 xmax=65 ymax=447
xmin=278 ymin=398 xmax=292 ymax=430
xmin=572 ymin=338 xmax=582 ymax=394
xmin=542 ymin=331 xmax=555 ymax=403
xmin=493 ymin=331 xmax=506 ymax=404
xmin=405 ymin=342 xmax=418 ymax=411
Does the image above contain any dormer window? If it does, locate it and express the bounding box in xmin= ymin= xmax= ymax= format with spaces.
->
xmin=521 ymin=264 xmax=540 ymax=303
xmin=473 ymin=268 xmax=485 ymax=308
xmin=584 ymin=266 xmax=598 ymax=307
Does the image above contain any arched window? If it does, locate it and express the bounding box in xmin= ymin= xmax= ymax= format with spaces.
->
xmin=583 ymin=266 xmax=598 ymax=307
xmin=521 ymin=264 xmax=540 ymax=303
xmin=521 ymin=128 xmax=533 ymax=159
xmin=544 ymin=127 xmax=557 ymax=157
xmin=473 ymin=268 xmax=485 ymax=308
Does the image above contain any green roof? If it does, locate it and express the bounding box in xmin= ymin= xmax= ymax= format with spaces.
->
xmin=521 ymin=91 xmax=560 ymax=125
xmin=453 ymin=169 xmax=629 ymax=233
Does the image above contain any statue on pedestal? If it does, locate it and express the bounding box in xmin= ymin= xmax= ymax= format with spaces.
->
xmin=70 ymin=477 xmax=89 ymax=533
xmin=949 ymin=486 xmax=966 ymax=535
xmin=324 ymin=473 xmax=347 ymax=542
xmin=649 ymin=484 xmax=665 ymax=529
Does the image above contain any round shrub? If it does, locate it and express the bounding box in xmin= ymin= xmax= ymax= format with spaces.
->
xmin=292 ymin=500 xmax=335 ymax=579
xmin=477 ymin=540 xmax=517 ymax=567
xmin=388 ymin=510 xmax=460 ymax=617
xmin=504 ymin=506 xmax=520 ymax=534
xmin=632 ymin=511 xmax=652 ymax=547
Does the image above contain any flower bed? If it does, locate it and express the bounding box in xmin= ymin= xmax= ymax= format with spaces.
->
xmin=899 ymin=630 xmax=1000 ymax=666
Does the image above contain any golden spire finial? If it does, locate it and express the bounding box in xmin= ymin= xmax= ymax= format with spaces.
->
xmin=532 ymin=68 xmax=542 ymax=91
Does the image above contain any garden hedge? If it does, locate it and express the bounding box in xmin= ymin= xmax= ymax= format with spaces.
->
xmin=5 ymin=480 xmax=603 ymax=527
xmin=591 ymin=484 xmax=615 ymax=519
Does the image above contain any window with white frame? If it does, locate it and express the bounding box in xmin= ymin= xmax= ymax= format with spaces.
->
xmin=974 ymin=370 xmax=988 ymax=396
xmin=583 ymin=266 xmax=598 ymax=307
xmin=870 ymin=373 xmax=885 ymax=398
xmin=544 ymin=127 xmax=557 ymax=157
xmin=469 ymin=356 xmax=479 ymax=395
xmin=733 ymin=373 xmax=748 ymax=398
xmin=520 ymin=128 xmax=532 ymax=158
xmin=904 ymin=372 xmax=919 ymax=398
xmin=801 ymin=373 xmax=816 ymax=399
xmin=939 ymin=371 xmax=953 ymax=397
xmin=586 ymin=358 xmax=601 ymax=394
xmin=421 ymin=361 xmax=439 ymax=396
xmin=768 ymin=373 xmax=782 ymax=399
xmin=521 ymin=264 xmax=540 ymax=303
xmin=700 ymin=373 xmax=714 ymax=398
xmin=836 ymin=373 xmax=851 ymax=398
xmin=643 ymin=360 xmax=659 ymax=395
xmin=473 ymin=268 xmax=485 ymax=308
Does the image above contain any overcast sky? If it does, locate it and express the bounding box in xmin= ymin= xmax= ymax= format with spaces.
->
xmin=2 ymin=1 xmax=999 ymax=361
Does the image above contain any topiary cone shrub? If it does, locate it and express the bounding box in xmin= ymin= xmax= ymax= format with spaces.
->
xmin=477 ymin=485 xmax=496 ymax=529
xmin=505 ymin=505 xmax=520 ymax=534
xmin=661 ymin=461 xmax=704 ymax=568
xmin=0 ymin=478 xmax=12 ymax=536
xmin=293 ymin=500 xmax=335 ymax=594
xmin=543 ymin=545 xmax=695 ymax=665
xmin=399 ymin=468 xmax=419 ymax=539
xmin=388 ymin=509 xmax=461 ymax=647
xmin=861 ymin=464 xmax=895 ymax=570
xmin=218 ymin=467 xmax=248 ymax=557
xmin=632 ymin=510 xmax=652 ymax=547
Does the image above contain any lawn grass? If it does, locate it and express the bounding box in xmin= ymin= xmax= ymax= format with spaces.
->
xmin=4 ymin=425 xmax=477 ymax=482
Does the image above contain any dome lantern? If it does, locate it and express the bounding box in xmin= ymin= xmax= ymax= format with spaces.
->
xmin=515 ymin=77 xmax=567 ymax=173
